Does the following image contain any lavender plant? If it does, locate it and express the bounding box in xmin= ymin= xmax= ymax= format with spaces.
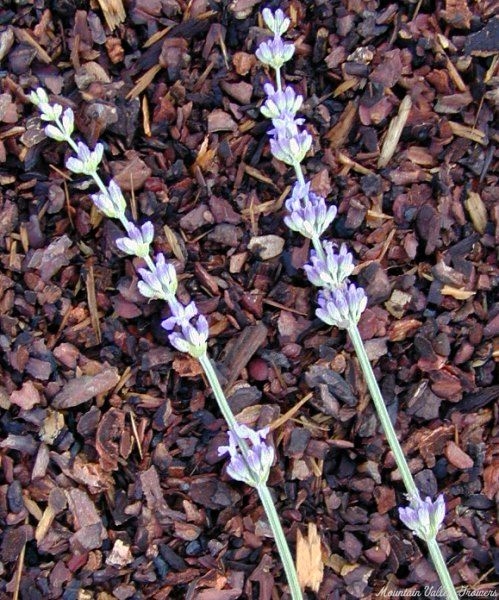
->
xmin=256 ymin=9 xmax=458 ymax=600
xmin=30 ymin=88 xmax=303 ymax=600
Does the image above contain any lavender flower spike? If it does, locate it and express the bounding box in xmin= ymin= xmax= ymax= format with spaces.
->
xmin=137 ymin=253 xmax=178 ymax=301
xmin=261 ymin=84 xmax=303 ymax=120
xmin=284 ymin=182 xmax=337 ymax=240
xmin=161 ymin=300 xmax=198 ymax=331
xmin=316 ymin=283 xmax=367 ymax=330
xmin=166 ymin=313 xmax=209 ymax=359
xmin=29 ymin=88 xmax=62 ymax=121
xmin=218 ymin=424 xmax=275 ymax=487
xmin=399 ymin=495 xmax=446 ymax=542
xmin=66 ymin=141 xmax=103 ymax=176
xmin=256 ymin=36 xmax=295 ymax=71
xmin=304 ymin=241 xmax=355 ymax=290
xmin=269 ymin=130 xmax=312 ymax=166
xmin=262 ymin=8 xmax=290 ymax=37
xmin=116 ymin=222 xmax=154 ymax=258
xmin=91 ymin=179 xmax=126 ymax=220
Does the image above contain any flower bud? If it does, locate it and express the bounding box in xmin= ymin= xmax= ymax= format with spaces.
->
xmin=256 ymin=37 xmax=295 ymax=70
xmin=316 ymin=284 xmax=367 ymax=330
xmin=116 ymin=222 xmax=154 ymax=258
xmin=66 ymin=142 xmax=104 ymax=176
xmin=398 ymin=495 xmax=446 ymax=542
xmin=262 ymin=8 xmax=290 ymax=37
xmin=218 ymin=424 xmax=275 ymax=487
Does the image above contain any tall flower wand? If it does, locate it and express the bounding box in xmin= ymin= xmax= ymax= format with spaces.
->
xmin=256 ymin=9 xmax=458 ymax=600
xmin=30 ymin=88 xmax=303 ymax=599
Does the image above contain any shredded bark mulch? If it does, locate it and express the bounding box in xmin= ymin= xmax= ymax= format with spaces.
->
xmin=0 ymin=1 xmax=497 ymax=599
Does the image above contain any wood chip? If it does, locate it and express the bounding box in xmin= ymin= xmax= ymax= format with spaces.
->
xmin=51 ymin=368 xmax=120 ymax=408
xmin=378 ymin=95 xmax=412 ymax=168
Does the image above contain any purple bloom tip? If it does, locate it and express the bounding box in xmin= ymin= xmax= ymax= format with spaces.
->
xmin=398 ymin=495 xmax=446 ymax=541
xmin=218 ymin=423 xmax=274 ymax=487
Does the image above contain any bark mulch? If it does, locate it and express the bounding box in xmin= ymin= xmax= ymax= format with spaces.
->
xmin=0 ymin=0 xmax=498 ymax=598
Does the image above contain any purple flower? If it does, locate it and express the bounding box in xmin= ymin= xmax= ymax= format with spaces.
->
xmin=261 ymin=84 xmax=303 ymax=120
xmin=256 ymin=36 xmax=295 ymax=70
xmin=304 ymin=241 xmax=354 ymax=289
xmin=218 ymin=424 xmax=275 ymax=487
xmin=137 ymin=253 xmax=178 ymax=301
xmin=284 ymin=182 xmax=337 ymax=240
xmin=316 ymin=283 xmax=367 ymax=330
xmin=268 ymin=115 xmax=305 ymax=140
xmin=262 ymin=8 xmax=290 ymax=37
xmin=66 ymin=141 xmax=103 ymax=175
xmin=269 ymin=130 xmax=312 ymax=166
xmin=116 ymin=222 xmax=154 ymax=258
xmin=91 ymin=179 xmax=126 ymax=219
xmin=44 ymin=123 xmax=66 ymax=142
xmin=30 ymin=88 xmax=62 ymax=122
xmin=166 ymin=312 xmax=209 ymax=358
xmin=161 ymin=299 xmax=198 ymax=331
xmin=398 ymin=495 xmax=446 ymax=541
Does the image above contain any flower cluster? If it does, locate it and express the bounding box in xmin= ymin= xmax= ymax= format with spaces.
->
xmin=257 ymin=16 xmax=366 ymax=332
xmin=284 ymin=182 xmax=337 ymax=241
xmin=398 ymin=495 xmax=446 ymax=542
xmin=30 ymin=87 xmax=209 ymax=361
xmin=91 ymin=180 xmax=127 ymax=220
xmin=162 ymin=300 xmax=209 ymax=359
xmin=256 ymin=14 xmax=457 ymax=600
xmin=31 ymin=86 xmax=274 ymax=491
xmin=256 ymin=9 xmax=295 ymax=70
xmin=218 ymin=423 xmax=275 ymax=487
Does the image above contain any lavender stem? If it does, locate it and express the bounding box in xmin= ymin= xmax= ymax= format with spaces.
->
xmin=257 ymin=483 xmax=303 ymax=600
xmin=427 ymin=538 xmax=459 ymax=600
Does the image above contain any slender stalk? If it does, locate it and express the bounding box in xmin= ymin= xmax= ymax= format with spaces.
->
xmin=257 ymin=484 xmax=303 ymax=600
xmin=427 ymin=538 xmax=459 ymax=600
xmin=347 ymin=324 xmax=457 ymax=600
xmin=199 ymin=352 xmax=303 ymax=598
xmin=198 ymin=352 xmax=240 ymax=434
xmin=293 ymin=161 xmax=306 ymax=187
xmin=347 ymin=323 xmax=420 ymax=500
xmin=275 ymin=67 xmax=282 ymax=92
xmin=34 ymin=87 xmax=304 ymax=599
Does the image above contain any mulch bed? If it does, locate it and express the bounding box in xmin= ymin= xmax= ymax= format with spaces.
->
xmin=0 ymin=0 xmax=498 ymax=598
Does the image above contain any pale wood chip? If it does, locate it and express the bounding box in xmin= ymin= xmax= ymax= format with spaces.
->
xmin=448 ymin=121 xmax=488 ymax=145
xmin=95 ymin=0 xmax=126 ymax=31
xmin=378 ymin=95 xmax=412 ymax=168
xmin=14 ymin=28 xmax=51 ymax=63
xmin=465 ymin=191 xmax=488 ymax=233
xmin=297 ymin=523 xmax=324 ymax=592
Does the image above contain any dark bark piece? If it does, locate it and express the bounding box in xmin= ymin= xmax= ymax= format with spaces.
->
xmin=25 ymin=235 xmax=77 ymax=282
xmin=306 ymin=365 xmax=358 ymax=407
xmin=0 ymin=525 xmax=32 ymax=562
xmin=0 ymin=434 xmax=38 ymax=455
xmin=95 ymin=407 xmax=126 ymax=471
xmin=446 ymin=385 xmax=499 ymax=415
xmin=220 ymin=322 xmax=268 ymax=389
xmin=189 ymin=477 xmax=241 ymax=510
xmin=464 ymin=16 xmax=499 ymax=56
xmin=51 ymin=368 xmax=120 ymax=408
xmin=66 ymin=488 xmax=106 ymax=553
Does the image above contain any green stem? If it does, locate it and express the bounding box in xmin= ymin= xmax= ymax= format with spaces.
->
xmin=198 ymin=353 xmax=302 ymax=597
xmin=257 ymin=484 xmax=303 ymax=600
xmin=347 ymin=323 xmax=458 ymax=598
xmin=427 ymin=538 xmax=458 ymax=600
xmin=275 ymin=67 xmax=282 ymax=92
xmin=293 ymin=161 xmax=305 ymax=187
xmin=346 ymin=323 xmax=420 ymax=501
xmin=198 ymin=352 xmax=240 ymax=433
